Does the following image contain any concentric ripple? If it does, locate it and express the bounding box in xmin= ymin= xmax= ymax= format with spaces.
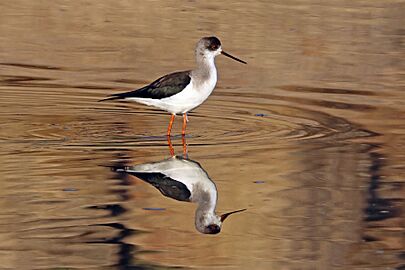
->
xmin=80 ymin=86 xmax=376 ymax=150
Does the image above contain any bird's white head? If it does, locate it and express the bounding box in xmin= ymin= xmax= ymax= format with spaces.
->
xmin=195 ymin=36 xmax=247 ymax=65
xmin=195 ymin=208 xmax=247 ymax=234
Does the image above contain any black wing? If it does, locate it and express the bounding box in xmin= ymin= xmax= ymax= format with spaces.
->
xmin=100 ymin=71 xmax=191 ymax=101
xmin=128 ymin=172 xmax=191 ymax=202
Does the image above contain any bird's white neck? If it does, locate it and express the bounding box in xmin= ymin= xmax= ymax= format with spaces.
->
xmin=195 ymin=203 xmax=219 ymax=231
xmin=188 ymin=57 xmax=217 ymax=98
xmin=196 ymin=195 xmax=216 ymax=213
xmin=193 ymin=53 xmax=217 ymax=84
xmin=193 ymin=184 xmax=219 ymax=230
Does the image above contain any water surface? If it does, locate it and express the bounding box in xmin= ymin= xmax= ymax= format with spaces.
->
xmin=0 ymin=1 xmax=404 ymax=269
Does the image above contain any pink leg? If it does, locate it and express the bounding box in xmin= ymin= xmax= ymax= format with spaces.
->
xmin=167 ymin=114 xmax=175 ymax=137
xmin=182 ymin=135 xmax=188 ymax=157
xmin=167 ymin=136 xmax=175 ymax=156
xmin=182 ymin=113 xmax=187 ymax=136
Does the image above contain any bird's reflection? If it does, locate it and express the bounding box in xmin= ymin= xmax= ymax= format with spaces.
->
xmin=117 ymin=137 xmax=246 ymax=234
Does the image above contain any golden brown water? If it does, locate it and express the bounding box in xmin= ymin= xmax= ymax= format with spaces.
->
xmin=1 ymin=1 xmax=404 ymax=269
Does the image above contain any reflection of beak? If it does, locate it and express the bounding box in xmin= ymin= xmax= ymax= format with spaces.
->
xmin=220 ymin=208 xmax=247 ymax=222
xmin=221 ymin=51 xmax=247 ymax=64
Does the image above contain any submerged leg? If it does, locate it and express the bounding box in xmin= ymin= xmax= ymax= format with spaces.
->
xmin=182 ymin=113 xmax=188 ymax=136
xmin=167 ymin=114 xmax=175 ymax=136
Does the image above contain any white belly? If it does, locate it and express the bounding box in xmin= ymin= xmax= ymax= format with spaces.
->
xmin=162 ymin=77 xmax=217 ymax=114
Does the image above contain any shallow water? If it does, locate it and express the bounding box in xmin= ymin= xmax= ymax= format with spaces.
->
xmin=1 ymin=1 xmax=404 ymax=269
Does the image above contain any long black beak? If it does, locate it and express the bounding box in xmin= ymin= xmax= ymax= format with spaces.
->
xmin=220 ymin=208 xmax=247 ymax=222
xmin=221 ymin=51 xmax=247 ymax=64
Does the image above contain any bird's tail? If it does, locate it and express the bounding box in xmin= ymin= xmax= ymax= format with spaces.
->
xmin=98 ymin=88 xmax=142 ymax=102
xmin=98 ymin=95 xmax=123 ymax=102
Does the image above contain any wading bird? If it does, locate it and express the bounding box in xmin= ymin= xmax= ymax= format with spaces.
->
xmin=100 ymin=36 xmax=246 ymax=136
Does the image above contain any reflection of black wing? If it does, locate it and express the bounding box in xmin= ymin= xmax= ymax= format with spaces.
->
xmin=128 ymin=172 xmax=191 ymax=202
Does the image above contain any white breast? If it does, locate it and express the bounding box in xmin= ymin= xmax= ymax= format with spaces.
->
xmin=160 ymin=73 xmax=217 ymax=114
